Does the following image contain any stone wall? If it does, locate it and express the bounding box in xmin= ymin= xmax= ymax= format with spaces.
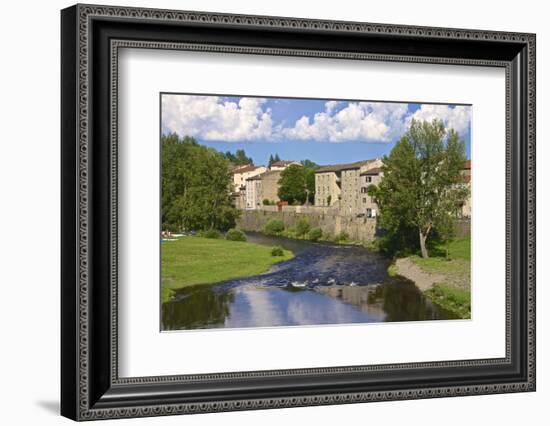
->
xmin=237 ymin=209 xmax=378 ymax=242
xmin=237 ymin=208 xmax=471 ymax=242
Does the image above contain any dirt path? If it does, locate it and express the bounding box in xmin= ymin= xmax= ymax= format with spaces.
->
xmin=394 ymin=258 xmax=445 ymax=291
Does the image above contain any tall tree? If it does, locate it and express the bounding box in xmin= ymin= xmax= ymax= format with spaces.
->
xmin=277 ymin=164 xmax=316 ymax=205
xmin=162 ymin=134 xmax=240 ymax=232
xmin=234 ymin=149 xmax=252 ymax=165
xmin=223 ymin=149 xmax=252 ymax=166
xmin=268 ymin=154 xmax=274 ymax=168
xmin=368 ymin=119 xmax=469 ymax=258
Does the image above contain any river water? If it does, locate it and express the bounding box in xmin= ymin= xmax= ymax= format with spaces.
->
xmin=161 ymin=233 xmax=456 ymax=331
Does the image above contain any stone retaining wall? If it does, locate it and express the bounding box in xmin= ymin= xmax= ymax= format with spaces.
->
xmin=237 ymin=209 xmax=471 ymax=242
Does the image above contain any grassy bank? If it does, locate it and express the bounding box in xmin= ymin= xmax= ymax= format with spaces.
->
xmin=161 ymin=236 xmax=294 ymax=302
xmin=392 ymin=237 xmax=471 ymax=319
xmin=424 ymin=283 xmax=471 ymax=319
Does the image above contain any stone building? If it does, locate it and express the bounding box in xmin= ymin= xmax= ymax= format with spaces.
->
xmin=359 ymin=164 xmax=383 ymax=218
xmin=232 ymin=164 xmax=267 ymax=209
xmin=245 ymin=174 xmax=263 ymax=209
xmin=260 ymin=170 xmax=283 ymax=204
xmin=314 ymin=159 xmax=382 ymax=216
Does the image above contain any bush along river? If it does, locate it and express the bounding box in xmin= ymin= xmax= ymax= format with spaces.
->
xmin=161 ymin=232 xmax=458 ymax=331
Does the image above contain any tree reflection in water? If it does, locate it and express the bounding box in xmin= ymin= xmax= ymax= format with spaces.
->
xmin=162 ymin=285 xmax=235 ymax=330
xmin=368 ymin=279 xmax=456 ymax=322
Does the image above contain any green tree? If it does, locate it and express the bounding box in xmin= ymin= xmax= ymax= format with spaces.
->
xmin=368 ymin=119 xmax=469 ymax=258
xmin=268 ymin=154 xmax=275 ymax=168
xmin=234 ymin=149 xmax=252 ymax=165
xmin=224 ymin=149 xmax=252 ymax=166
xmin=301 ymin=159 xmax=319 ymax=169
xmin=162 ymin=134 xmax=240 ymax=232
xmin=277 ymin=165 xmax=315 ymax=205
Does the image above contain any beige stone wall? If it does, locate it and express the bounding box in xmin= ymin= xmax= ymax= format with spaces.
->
xmin=340 ymin=169 xmax=362 ymax=216
xmin=359 ymin=173 xmax=382 ymax=217
xmin=237 ymin=209 xmax=471 ymax=242
xmin=315 ymin=172 xmax=341 ymax=207
xmin=260 ymin=170 xmax=282 ymax=204
xmin=245 ymin=179 xmax=262 ymax=209
xmin=233 ymin=166 xmax=267 ymax=192
xmin=237 ymin=209 xmax=378 ymax=242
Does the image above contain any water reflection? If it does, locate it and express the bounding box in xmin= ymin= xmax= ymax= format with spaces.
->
xmin=161 ymin=233 xmax=458 ymax=331
xmin=162 ymin=285 xmax=234 ymax=330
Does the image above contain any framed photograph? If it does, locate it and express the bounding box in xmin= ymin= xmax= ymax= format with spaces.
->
xmin=61 ymin=4 xmax=536 ymax=421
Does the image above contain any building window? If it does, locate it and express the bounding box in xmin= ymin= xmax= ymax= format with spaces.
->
xmin=362 ymin=198 xmax=367 ymax=204
xmin=365 ymin=176 xmax=372 ymax=183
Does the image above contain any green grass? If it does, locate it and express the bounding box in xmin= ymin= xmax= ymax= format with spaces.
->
xmin=161 ymin=236 xmax=294 ymax=302
xmin=425 ymin=282 xmax=471 ymax=319
xmin=387 ymin=262 xmax=398 ymax=277
xmin=410 ymin=237 xmax=470 ymax=279
xmin=427 ymin=236 xmax=471 ymax=260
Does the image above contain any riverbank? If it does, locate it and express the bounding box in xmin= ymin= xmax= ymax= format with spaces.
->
xmin=161 ymin=236 xmax=294 ymax=302
xmin=390 ymin=237 xmax=471 ymax=319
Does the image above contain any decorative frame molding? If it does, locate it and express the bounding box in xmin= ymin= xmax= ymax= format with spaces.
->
xmin=61 ymin=4 xmax=535 ymax=421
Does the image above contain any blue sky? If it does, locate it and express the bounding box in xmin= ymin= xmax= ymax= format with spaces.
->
xmin=162 ymin=94 xmax=471 ymax=166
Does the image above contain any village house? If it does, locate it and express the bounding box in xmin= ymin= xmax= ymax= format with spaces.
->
xmin=232 ymin=164 xmax=267 ymax=209
xmin=259 ymin=170 xmax=285 ymax=205
xmin=245 ymin=174 xmax=263 ymax=209
xmin=314 ymin=159 xmax=382 ymax=216
xmin=241 ymin=160 xmax=301 ymax=210
xmin=359 ymin=166 xmax=383 ymax=218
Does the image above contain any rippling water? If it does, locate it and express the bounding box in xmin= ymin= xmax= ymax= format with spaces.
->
xmin=161 ymin=233 xmax=456 ymax=331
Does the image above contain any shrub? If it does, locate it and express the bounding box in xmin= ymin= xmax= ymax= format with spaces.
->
xmin=264 ymin=219 xmax=285 ymax=235
xmin=225 ymin=228 xmax=247 ymax=242
xmin=307 ymin=227 xmax=322 ymax=241
xmin=262 ymin=199 xmax=275 ymax=206
xmin=271 ymin=245 xmax=285 ymax=256
xmin=334 ymin=231 xmax=350 ymax=242
xmin=295 ymin=218 xmax=311 ymax=237
xmin=199 ymin=229 xmax=221 ymax=239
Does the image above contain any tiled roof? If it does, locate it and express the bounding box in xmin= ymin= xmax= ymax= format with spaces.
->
xmin=272 ymin=160 xmax=299 ymax=167
xmin=233 ymin=165 xmax=261 ymax=174
xmin=360 ymin=167 xmax=383 ymax=176
xmin=315 ymin=159 xmax=374 ymax=174
xmin=463 ymin=160 xmax=471 ymax=170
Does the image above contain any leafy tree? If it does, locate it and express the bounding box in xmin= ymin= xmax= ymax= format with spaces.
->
xmin=301 ymin=159 xmax=318 ymax=169
xmin=277 ymin=164 xmax=316 ymax=205
xmin=224 ymin=149 xmax=252 ymax=166
xmin=162 ymin=133 xmax=240 ymax=232
xmin=234 ymin=149 xmax=252 ymax=165
xmin=368 ymin=119 xmax=469 ymax=258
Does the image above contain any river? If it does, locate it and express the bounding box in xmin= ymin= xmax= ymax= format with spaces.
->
xmin=161 ymin=233 xmax=457 ymax=331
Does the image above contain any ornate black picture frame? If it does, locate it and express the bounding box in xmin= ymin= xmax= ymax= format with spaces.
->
xmin=61 ymin=4 xmax=536 ymax=421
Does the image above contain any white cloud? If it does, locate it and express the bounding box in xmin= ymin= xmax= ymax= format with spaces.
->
xmin=282 ymin=101 xmax=410 ymax=143
xmin=162 ymin=95 xmax=471 ymax=143
xmin=162 ymin=95 xmax=275 ymax=141
xmin=408 ymin=104 xmax=471 ymax=135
